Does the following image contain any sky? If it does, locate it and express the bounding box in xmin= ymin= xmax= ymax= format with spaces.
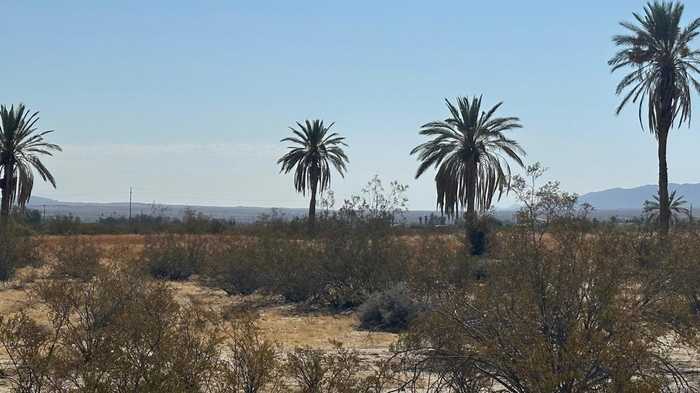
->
xmin=3 ymin=1 xmax=700 ymax=210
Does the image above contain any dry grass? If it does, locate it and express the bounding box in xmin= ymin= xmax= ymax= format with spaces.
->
xmin=168 ymin=280 xmax=397 ymax=352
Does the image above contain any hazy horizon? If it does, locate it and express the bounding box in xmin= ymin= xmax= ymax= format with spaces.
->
xmin=5 ymin=1 xmax=700 ymax=210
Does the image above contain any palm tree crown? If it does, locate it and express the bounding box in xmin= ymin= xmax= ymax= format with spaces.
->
xmin=278 ymin=120 xmax=348 ymax=230
xmin=0 ymin=104 xmax=61 ymax=214
xmin=643 ymin=189 xmax=689 ymax=223
xmin=278 ymin=120 xmax=348 ymax=195
xmin=411 ymin=96 xmax=525 ymax=218
xmin=609 ymin=1 xmax=700 ymax=134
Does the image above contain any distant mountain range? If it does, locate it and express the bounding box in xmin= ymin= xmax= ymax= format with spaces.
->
xmin=24 ymin=182 xmax=700 ymax=223
xmin=579 ymin=183 xmax=700 ymax=210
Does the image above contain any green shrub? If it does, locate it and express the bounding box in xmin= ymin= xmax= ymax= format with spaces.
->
xmin=144 ymin=234 xmax=209 ymax=280
xmin=206 ymin=235 xmax=325 ymax=301
xmin=0 ymin=225 xmax=40 ymax=281
xmin=43 ymin=214 xmax=82 ymax=235
xmin=358 ymin=283 xmax=419 ymax=332
xmin=317 ymin=225 xmax=409 ymax=309
xmin=396 ymin=223 xmax=700 ymax=392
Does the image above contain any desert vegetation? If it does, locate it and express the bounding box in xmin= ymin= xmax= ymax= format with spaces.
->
xmin=2 ymin=172 xmax=700 ymax=391
xmin=1 ymin=1 xmax=700 ymax=392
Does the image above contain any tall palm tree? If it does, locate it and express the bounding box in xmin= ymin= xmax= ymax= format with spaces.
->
xmin=278 ymin=120 xmax=348 ymax=231
xmin=0 ymin=104 xmax=61 ymax=218
xmin=609 ymin=1 xmax=700 ymax=235
xmin=411 ymin=96 xmax=525 ymax=242
xmin=643 ymin=189 xmax=689 ymax=224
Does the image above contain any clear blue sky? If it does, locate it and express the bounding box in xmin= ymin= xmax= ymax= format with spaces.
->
xmin=4 ymin=1 xmax=700 ymax=210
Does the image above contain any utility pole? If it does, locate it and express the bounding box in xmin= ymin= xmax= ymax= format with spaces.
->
xmin=129 ymin=187 xmax=133 ymax=224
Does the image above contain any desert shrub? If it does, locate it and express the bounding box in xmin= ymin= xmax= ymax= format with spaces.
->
xmin=316 ymin=225 xmax=409 ymax=309
xmin=201 ymin=178 xmax=413 ymax=307
xmin=0 ymin=225 xmax=40 ymax=281
xmin=51 ymin=236 xmax=102 ymax=280
xmin=1 ymin=259 xmax=403 ymax=393
xmin=0 ymin=266 xmax=222 ymax=393
xmin=358 ymin=283 xmax=420 ymax=332
xmin=43 ymin=214 xmax=82 ymax=235
xmin=205 ymin=235 xmax=322 ymax=300
xmin=144 ymin=234 xmax=210 ymax=280
xmin=395 ymin=222 xmax=700 ymax=392
xmin=205 ymin=239 xmax=267 ymax=295
xmin=661 ymin=230 xmax=700 ymax=317
xmin=0 ymin=313 xmax=54 ymax=393
xmin=406 ymin=235 xmax=471 ymax=298
xmin=285 ymin=343 xmax=389 ymax=393
xmin=207 ymin=226 xmax=409 ymax=308
xmin=215 ymin=313 xmax=282 ymax=393
xmin=269 ymin=242 xmax=325 ymax=303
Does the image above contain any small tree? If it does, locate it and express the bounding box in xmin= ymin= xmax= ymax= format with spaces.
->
xmin=339 ymin=175 xmax=408 ymax=226
xmin=511 ymin=162 xmax=590 ymax=241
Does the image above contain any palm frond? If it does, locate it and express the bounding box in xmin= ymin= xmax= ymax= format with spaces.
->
xmin=0 ymin=103 xmax=61 ymax=211
xmin=411 ymin=96 xmax=526 ymax=217
xmin=277 ymin=119 xmax=349 ymax=196
xmin=610 ymin=1 xmax=700 ymax=136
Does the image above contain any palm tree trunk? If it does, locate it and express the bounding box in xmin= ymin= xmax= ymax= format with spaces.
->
xmin=465 ymin=160 xmax=477 ymax=250
xmin=308 ymin=178 xmax=318 ymax=233
xmin=658 ymin=130 xmax=670 ymax=235
xmin=0 ymin=159 xmax=13 ymax=219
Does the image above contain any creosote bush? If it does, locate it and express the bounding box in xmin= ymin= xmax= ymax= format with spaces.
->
xmin=206 ymin=222 xmax=410 ymax=308
xmin=0 ymin=265 xmax=222 ymax=393
xmin=144 ymin=234 xmax=210 ymax=280
xmin=0 ymin=223 xmax=41 ymax=282
xmin=51 ymin=236 xmax=102 ymax=280
xmin=286 ymin=343 xmax=389 ymax=393
xmin=358 ymin=283 xmax=420 ymax=332
xmin=0 ymin=266 xmax=395 ymax=393
xmin=395 ymin=222 xmax=700 ymax=393
xmin=215 ymin=312 xmax=282 ymax=393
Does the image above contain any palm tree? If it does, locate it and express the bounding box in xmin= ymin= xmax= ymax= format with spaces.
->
xmin=278 ymin=120 xmax=348 ymax=231
xmin=609 ymin=1 xmax=700 ymax=234
xmin=643 ymin=189 xmax=689 ymax=224
xmin=411 ymin=96 xmax=525 ymax=244
xmin=0 ymin=104 xmax=62 ymax=218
